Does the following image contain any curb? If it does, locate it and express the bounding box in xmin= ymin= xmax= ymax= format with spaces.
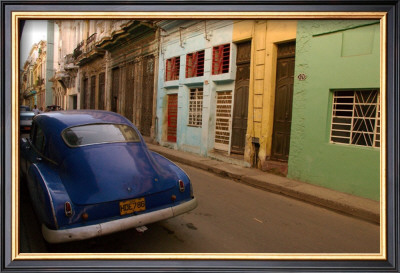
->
xmin=147 ymin=143 xmax=380 ymax=224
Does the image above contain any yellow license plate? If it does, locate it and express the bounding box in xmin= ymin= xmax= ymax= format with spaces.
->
xmin=119 ymin=198 xmax=146 ymax=215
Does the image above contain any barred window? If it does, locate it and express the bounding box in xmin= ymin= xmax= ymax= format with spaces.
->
xmin=212 ymin=44 xmax=230 ymax=75
xmin=165 ymin=56 xmax=180 ymax=81
xmin=186 ymin=50 xmax=205 ymax=78
xmin=331 ymin=89 xmax=380 ymax=148
xmin=188 ymin=88 xmax=203 ymax=127
xmin=215 ymin=91 xmax=233 ymax=149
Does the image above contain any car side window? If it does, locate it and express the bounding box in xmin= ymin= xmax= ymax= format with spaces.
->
xmin=33 ymin=125 xmax=45 ymax=154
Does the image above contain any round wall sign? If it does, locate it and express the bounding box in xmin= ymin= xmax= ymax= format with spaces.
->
xmin=297 ymin=73 xmax=307 ymax=81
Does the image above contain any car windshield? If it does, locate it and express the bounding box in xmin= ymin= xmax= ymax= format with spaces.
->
xmin=62 ymin=124 xmax=141 ymax=147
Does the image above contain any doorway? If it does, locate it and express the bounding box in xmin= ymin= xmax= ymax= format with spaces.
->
xmin=111 ymin=68 xmax=120 ymax=113
xmin=271 ymin=41 xmax=296 ymax=161
xmin=231 ymin=41 xmax=251 ymax=154
xmin=125 ymin=62 xmax=135 ymax=122
xmin=98 ymin=72 xmax=105 ymax=110
xmin=141 ymin=56 xmax=155 ymax=137
xmin=69 ymin=95 xmax=77 ymax=110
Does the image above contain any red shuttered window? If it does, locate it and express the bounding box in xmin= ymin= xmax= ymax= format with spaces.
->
xmin=165 ymin=56 xmax=180 ymax=81
xmin=212 ymin=44 xmax=230 ymax=75
xmin=167 ymin=94 xmax=178 ymax=142
xmin=186 ymin=50 xmax=205 ymax=78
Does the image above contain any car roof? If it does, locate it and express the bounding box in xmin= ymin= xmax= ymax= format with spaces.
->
xmin=35 ymin=110 xmax=134 ymax=137
xmin=33 ymin=110 xmax=138 ymax=164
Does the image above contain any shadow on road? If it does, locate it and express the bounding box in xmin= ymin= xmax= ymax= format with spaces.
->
xmin=19 ymin=177 xmax=48 ymax=253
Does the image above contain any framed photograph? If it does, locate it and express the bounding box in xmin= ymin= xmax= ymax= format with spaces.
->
xmin=1 ymin=0 xmax=399 ymax=272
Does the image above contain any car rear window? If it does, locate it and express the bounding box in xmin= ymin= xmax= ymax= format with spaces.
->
xmin=62 ymin=124 xmax=141 ymax=147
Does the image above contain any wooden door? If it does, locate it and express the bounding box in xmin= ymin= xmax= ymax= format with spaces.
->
xmin=231 ymin=41 xmax=251 ymax=154
xmin=167 ymin=94 xmax=178 ymax=142
xmin=82 ymin=78 xmax=88 ymax=109
xmin=125 ymin=62 xmax=135 ymax=122
xmin=271 ymin=42 xmax=296 ymax=161
xmin=90 ymin=75 xmax=96 ymax=109
xmin=98 ymin=72 xmax=105 ymax=110
xmin=111 ymin=68 xmax=120 ymax=113
xmin=141 ymin=56 xmax=155 ymax=136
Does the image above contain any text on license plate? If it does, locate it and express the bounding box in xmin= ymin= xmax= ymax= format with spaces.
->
xmin=120 ymin=198 xmax=146 ymax=215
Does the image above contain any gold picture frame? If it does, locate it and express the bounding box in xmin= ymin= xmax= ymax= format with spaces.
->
xmin=2 ymin=1 xmax=398 ymax=271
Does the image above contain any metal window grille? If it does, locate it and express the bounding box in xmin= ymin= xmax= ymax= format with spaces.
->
xmin=215 ymin=91 xmax=233 ymax=150
xmin=374 ymin=99 xmax=381 ymax=147
xmin=212 ymin=44 xmax=230 ymax=75
xmin=331 ymin=89 xmax=380 ymax=148
xmin=186 ymin=50 xmax=205 ymax=78
xmin=165 ymin=56 xmax=180 ymax=81
xmin=188 ymin=88 xmax=203 ymax=127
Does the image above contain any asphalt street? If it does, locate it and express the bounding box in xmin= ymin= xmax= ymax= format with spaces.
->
xmin=19 ymin=163 xmax=380 ymax=254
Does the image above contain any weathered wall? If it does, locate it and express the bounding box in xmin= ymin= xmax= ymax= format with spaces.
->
xmin=288 ymin=20 xmax=381 ymax=200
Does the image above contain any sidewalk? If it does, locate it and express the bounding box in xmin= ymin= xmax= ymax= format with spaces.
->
xmin=146 ymin=142 xmax=380 ymax=224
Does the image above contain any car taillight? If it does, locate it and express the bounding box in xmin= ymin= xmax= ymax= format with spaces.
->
xmin=64 ymin=202 xmax=73 ymax=217
xmin=178 ymin=179 xmax=185 ymax=192
xmin=81 ymin=212 xmax=89 ymax=221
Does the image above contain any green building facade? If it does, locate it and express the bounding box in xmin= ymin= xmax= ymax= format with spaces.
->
xmin=288 ymin=20 xmax=381 ymax=200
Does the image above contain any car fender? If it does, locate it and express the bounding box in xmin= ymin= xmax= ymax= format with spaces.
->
xmin=150 ymin=151 xmax=190 ymax=182
xmin=27 ymin=163 xmax=72 ymax=230
xmin=149 ymin=151 xmax=194 ymax=200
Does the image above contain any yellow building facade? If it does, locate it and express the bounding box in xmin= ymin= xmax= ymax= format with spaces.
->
xmin=233 ymin=20 xmax=297 ymax=168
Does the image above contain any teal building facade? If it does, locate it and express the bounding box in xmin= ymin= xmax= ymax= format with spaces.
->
xmin=155 ymin=20 xmax=242 ymax=162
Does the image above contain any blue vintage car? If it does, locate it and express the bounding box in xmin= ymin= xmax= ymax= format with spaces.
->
xmin=20 ymin=110 xmax=197 ymax=243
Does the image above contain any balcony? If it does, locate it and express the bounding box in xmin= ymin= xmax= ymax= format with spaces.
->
xmin=73 ymin=41 xmax=84 ymax=59
xmin=63 ymin=54 xmax=78 ymax=70
xmin=86 ymin=33 xmax=97 ymax=52
xmin=73 ymin=34 xmax=105 ymax=66
xmin=64 ymin=53 xmax=74 ymax=64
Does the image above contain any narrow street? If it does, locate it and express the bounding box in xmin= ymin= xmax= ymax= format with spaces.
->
xmin=20 ymin=162 xmax=380 ymax=254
